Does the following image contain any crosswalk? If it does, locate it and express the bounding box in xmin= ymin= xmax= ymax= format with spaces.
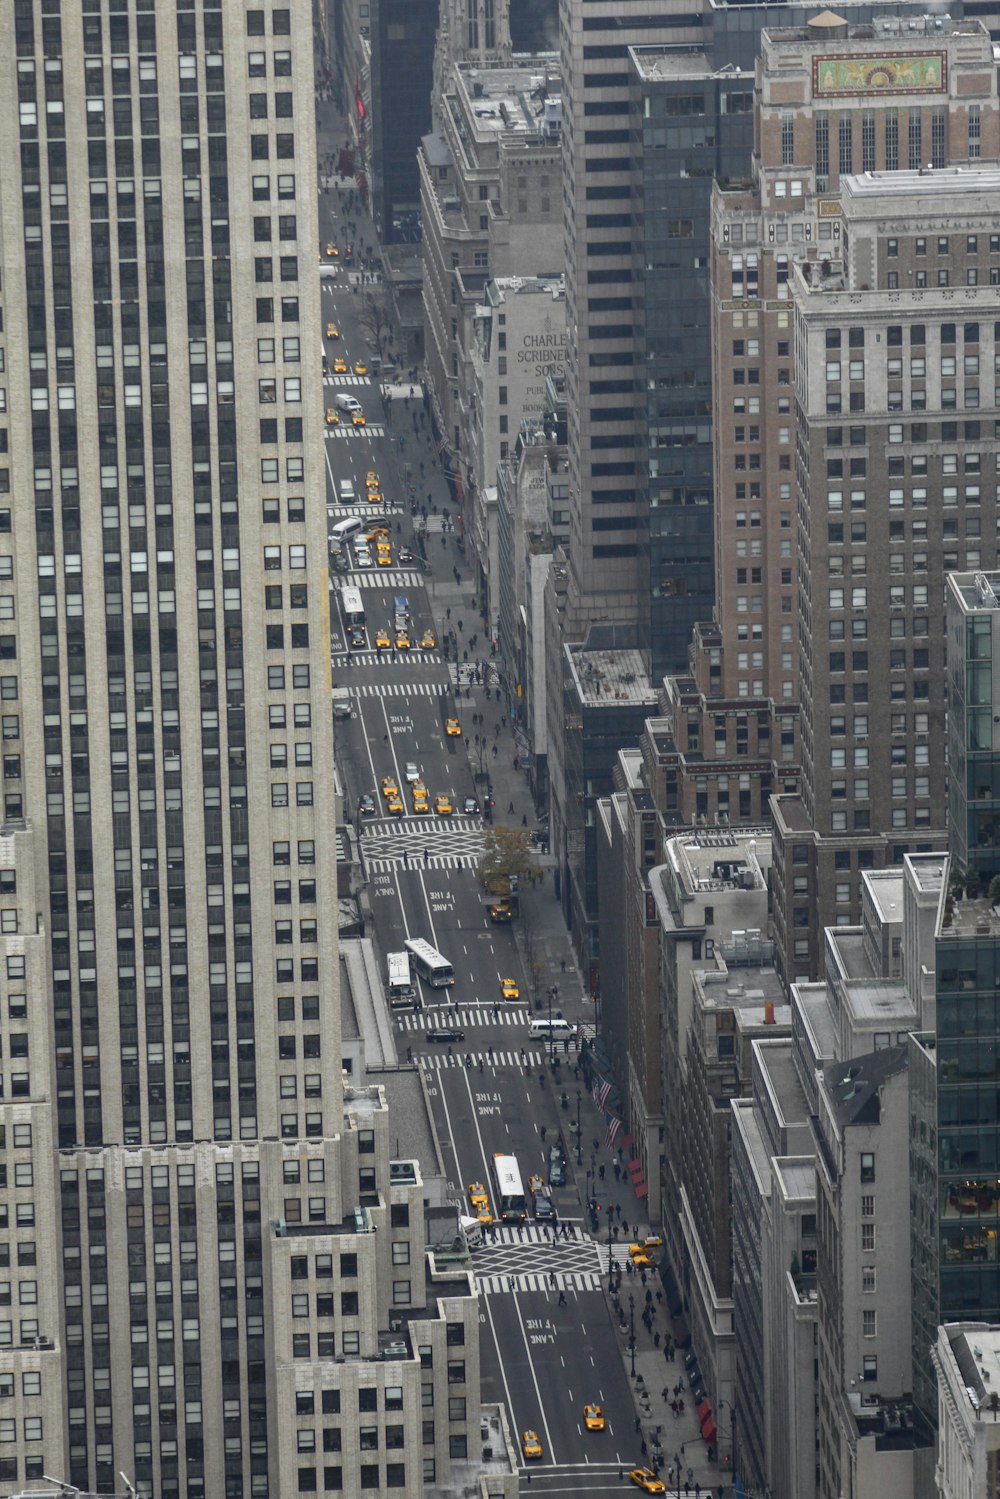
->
xmin=418 ymin=1048 xmax=546 ymax=1070
xmin=326 ymin=504 xmax=402 ymax=518
xmin=352 ymin=681 xmax=450 ymax=697
xmin=477 ymin=1270 xmax=603 ymax=1295
xmin=363 ymin=816 xmax=481 ymax=838
xmin=334 ymin=651 xmax=444 ymax=668
xmin=341 ymin=569 xmax=425 ymax=588
xmin=361 ymin=818 xmax=485 ymax=870
xmin=323 ymin=374 xmax=372 ymax=387
xmin=327 ymin=424 xmax=386 ymax=439
xmin=395 ymin=1006 xmax=529 ymax=1030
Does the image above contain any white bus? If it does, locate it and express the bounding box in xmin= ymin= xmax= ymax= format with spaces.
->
xmin=404 ymin=937 xmax=455 ymax=989
xmin=340 ymin=585 xmax=366 ymax=629
xmin=386 ymin=951 xmax=419 ymax=1010
xmin=491 ymin=1153 xmax=526 ymax=1223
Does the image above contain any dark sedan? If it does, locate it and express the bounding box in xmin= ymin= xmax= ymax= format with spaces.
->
xmin=425 ymin=1028 xmax=465 ymax=1044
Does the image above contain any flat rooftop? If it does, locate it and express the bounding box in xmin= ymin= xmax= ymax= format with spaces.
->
xmin=568 ymin=647 xmax=659 ymax=708
xmin=866 ymin=872 xmax=903 ymax=927
xmin=699 ymin=966 xmax=789 ymax=1013
xmin=842 ymin=165 xmax=1000 ymax=204
xmin=940 ymin=892 xmax=1000 ymax=940
xmin=841 ymin=977 xmax=914 ymax=1027
xmin=908 ymin=852 xmax=947 ymax=897
xmin=628 ymin=45 xmax=713 ymax=81
xmin=668 ymin=828 xmax=770 ymax=896
xmin=948 ymin=570 xmax=1000 ymax=615
xmin=758 ymin=1041 xmax=809 ymax=1129
xmin=775 ymin=1156 xmax=816 ymax=1204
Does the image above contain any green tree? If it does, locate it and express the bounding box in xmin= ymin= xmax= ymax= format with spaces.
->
xmin=477 ymin=827 xmax=535 ymax=896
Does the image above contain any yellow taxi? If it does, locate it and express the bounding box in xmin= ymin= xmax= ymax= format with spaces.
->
xmin=629 ymin=1237 xmax=664 ymax=1267
xmin=421 ymin=630 xmax=436 ymax=650
xmin=325 ymin=408 xmax=340 ymax=425
xmin=468 ymin=1182 xmax=492 ymax=1224
xmin=325 ymin=242 xmax=338 ymax=258
xmin=522 ymin=1431 xmax=542 ymax=1462
xmin=326 ymin=322 xmax=339 ymax=339
xmin=366 ymin=487 xmax=382 ymax=505
xmin=366 ymin=526 xmax=390 ymax=542
xmin=435 ymin=794 xmax=453 ymax=816
xmin=628 ymin=1470 xmax=665 ymax=1495
xmin=353 ymin=360 xmax=368 ymax=376
xmin=381 ymin=777 xmax=399 ymax=800
xmin=527 ymin=1173 xmax=544 ymax=1196
xmin=366 ymin=470 xmax=379 ymax=486
xmin=375 ymin=630 xmax=392 ymax=651
xmin=395 ymin=631 xmax=411 ymax=650
xmin=412 ymin=795 xmax=430 ymax=815
xmin=500 ymin=977 xmax=519 ymax=1001
xmin=376 ymin=546 xmax=392 ymax=567
xmin=583 ymin=1403 xmax=605 ymax=1432
xmin=411 ymin=780 xmax=427 ymax=798
xmin=387 ymin=795 xmax=405 ymax=817
xmin=445 ymin=718 xmax=462 ymax=737
xmin=351 ymin=409 xmax=366 ymax=426
xmin=333 ymin=357 xmax=348 ymax=373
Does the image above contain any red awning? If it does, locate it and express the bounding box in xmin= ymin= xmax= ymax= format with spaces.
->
xmin=628 ymin=1159 xmax=644 ymax=1177
xmin=635 ymin=1183 xmax=649 ymax=1198
xmin=696 ymin=1399 xmax=711 ymax=1422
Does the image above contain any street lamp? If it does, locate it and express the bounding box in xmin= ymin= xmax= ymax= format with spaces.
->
xmin=575 ymin=1089 xmax=582 ymax=1165
xmin=628 ymin=1292 xmax=636 ymax=1378
xmin=608 ymin=1211 xmax=614 ymax=1277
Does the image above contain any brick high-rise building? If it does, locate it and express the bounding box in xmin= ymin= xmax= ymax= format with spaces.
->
xmin=0 ymin=5 xmax=480 ymax=1499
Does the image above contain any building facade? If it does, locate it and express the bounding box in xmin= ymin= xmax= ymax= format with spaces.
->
xmin=0 ymin=5 xmax=480 ymax=1497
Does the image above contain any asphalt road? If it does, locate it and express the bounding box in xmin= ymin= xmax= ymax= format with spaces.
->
xmin=319 ymin=183 xmax=656 ymax=1495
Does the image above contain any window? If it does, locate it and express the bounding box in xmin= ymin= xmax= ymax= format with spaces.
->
xmin=862 ymin=1222 xmax=875 ymax=1252
xmin=860 ymin=1153 xmax=875 ymax=1183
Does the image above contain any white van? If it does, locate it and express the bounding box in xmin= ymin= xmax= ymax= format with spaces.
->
xmin=330 ymin=517 xmax=363 ymax=545
xmin=335 ymin=393 xmax=362 ymax=415
xmin=529 ymin=1018 xmax=576 ymax=1041
xmin=337 ymin=478 xmax=356 ymax=504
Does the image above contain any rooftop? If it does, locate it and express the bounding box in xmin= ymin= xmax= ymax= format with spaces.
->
xmin=487 ymin=273 xmax=565 ymax=301
xmin=945 ymin=1323 xmax=1000 ymax=1422
xmin=567 ymin=647 xmax=658 ymax=708
xmin=698 ymin=966 xmax=789 ymax=1014
xmin=823 ymin=1045 xmax=908 ymax=1129
xmin=763 ymin=10 xmax=981 ymax=45
xmin=842 ymin=165 xmax=1000 ymax=207
xmin=457 ymin=65 xmax=561 ymax=140
xmin=948 ymin=569 xmax=1000 ymax=616
xmin=907 ymin=852 xmax=948 ymax=898
xmin=628 ymin=44 xmax=714 ymax=82
xmin=774 ymin=1156 xmax=816 ymax=1205
xmin=367 ymin=1067 xmax=444 ymax=1183
xmin=940 ymin=892 xmax=1000 ymax=940
xmin=669 ymin=827 xmax=770 ymax=897
xmin=841 ymin=978 xmax=915 ymax=1027
xmin=865 ymin=871 xmax=904 ymax=928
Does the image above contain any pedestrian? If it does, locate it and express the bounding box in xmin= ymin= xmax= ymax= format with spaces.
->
xmin=508 ymin=800 xmax=515 ymax=814
xmin=558 ymin=1290 xmax=566 ymax=1306
xmin=654 ymin=1332 xmax=661 ymax=1348
xmin=549 ymin=1271 xmax=556 ymax=1288
xmin=635 ymin=1417 xmax=641 ymax=1434
xmin=640 ymin=1440 xmax=647 ymax=1459
xmin=614 ymin=1163 xmax=621 ymax=1182
xmin=599 ymin=1164 xmax=605 ymax=1181
xmin=671 ymin=1400 xmax=678 ymax=1419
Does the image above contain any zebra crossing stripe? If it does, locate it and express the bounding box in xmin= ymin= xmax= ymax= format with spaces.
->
xmin=366 ymin=855 xmax=479 ymax=872
xmin=329 ymin=425 xmax=386 ymax=438
xmin=323 ymin=374 xmax=371 ymax=386
xmin=334 ymin=657 xmax=444 ymax=671
xmin=477 ymin=1271 xmax=603 ymax=1295
xmin=352 ymin=681 xmax=450 ymax=697
xmin=396 ymin=1008 xmax=528 ymax=1030
xmin=342 ymin=570 xmax=425 ymax=587
xmin=417 ymin=1049 xmax=545 ymax=1069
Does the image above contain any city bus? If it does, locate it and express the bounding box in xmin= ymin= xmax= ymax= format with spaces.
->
xmin=386 ymin=951 xmax=419 ymax=1010
xmin=340 ymin=585 xmax=366 ymax=629
xmin=403 ymin=937 xmax=455 ymax=989
xmin=491 ymin=1153 xmax=526 ymax=1223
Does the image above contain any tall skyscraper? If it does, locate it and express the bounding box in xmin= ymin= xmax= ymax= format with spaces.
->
xmin=0 ymin=6 xmax=479 ymax=1498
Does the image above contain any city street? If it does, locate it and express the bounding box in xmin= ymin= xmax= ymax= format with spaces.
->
xmin=316 ymin=133 xmax=662 ymax=1491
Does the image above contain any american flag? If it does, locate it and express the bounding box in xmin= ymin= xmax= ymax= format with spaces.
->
xmin=605 ymin=1116 xmax=622 ymax=1150
xmin=592 ymin=1076 xmax=611 ymax=1111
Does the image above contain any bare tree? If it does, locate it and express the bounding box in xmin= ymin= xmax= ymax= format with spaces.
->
xmin=359 ymin=289 xmax=393 ymax=355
